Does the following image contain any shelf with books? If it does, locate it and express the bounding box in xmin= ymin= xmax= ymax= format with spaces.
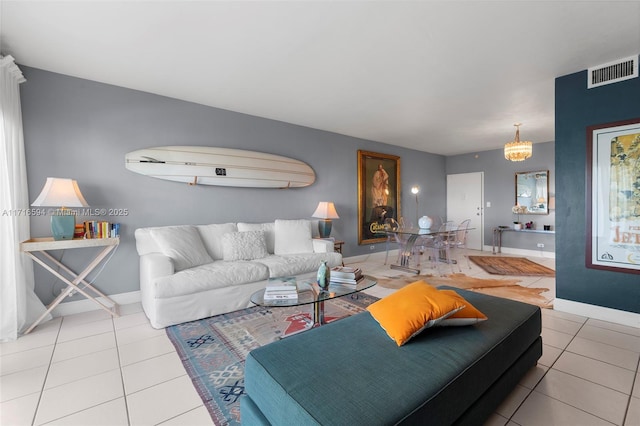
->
xmin=82 ymin=221 xmax=120 ymax=239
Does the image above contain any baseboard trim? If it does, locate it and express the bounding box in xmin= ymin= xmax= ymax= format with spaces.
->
xmin=554 ymin=298 xmax=640 ymax=329
xmin=51 ymin=291 xmax=142 ymax=318
xmin=344 ymin=250 xmax=392 ymax=265
xmin=483 ymin=245 xmax=556 ymax=259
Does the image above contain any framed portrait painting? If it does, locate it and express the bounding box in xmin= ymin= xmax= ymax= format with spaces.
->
xmin=357 ymin=150 xmax=401 ymax=245
xmin=586 ymin=117 xmax=640 ymax=274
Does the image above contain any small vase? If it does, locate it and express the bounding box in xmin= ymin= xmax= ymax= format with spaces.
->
xmin=317 ymin=260 xmax=330 ymax=291
xmin=418 ymin=216 xmax=432 ymax=229
xmin=514 ymin=223 xmax=522 ymax=230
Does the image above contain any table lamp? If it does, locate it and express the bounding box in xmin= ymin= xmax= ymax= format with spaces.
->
xmin=31 ymin=177 xmax=89 ymax=240
xmin=312 ymin=202 xmax=339 ymax=238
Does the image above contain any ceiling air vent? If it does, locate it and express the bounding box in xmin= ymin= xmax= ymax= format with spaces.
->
xmin=588 ymin=55 xmax=638 ymax=88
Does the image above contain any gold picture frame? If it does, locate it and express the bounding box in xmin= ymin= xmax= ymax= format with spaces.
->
xmin=357 ymin=150 xmax=401 ymax=245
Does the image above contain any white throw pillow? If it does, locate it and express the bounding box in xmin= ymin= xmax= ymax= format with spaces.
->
xmin=237 ymin=222 xmax=275 ymax=254
xmin=274 ymin=219 xmax=313 ymax=255
xmin=150 ymin=226 xmax=213 ymax=272
xmin=197 ymin=223 xmax=238 ymax=260
xmin=222 ymin=231 xmax=269 ymax=261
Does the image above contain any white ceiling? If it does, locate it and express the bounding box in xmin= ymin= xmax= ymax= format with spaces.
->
xmin=2 ymin=1 xmax=639 ymax=155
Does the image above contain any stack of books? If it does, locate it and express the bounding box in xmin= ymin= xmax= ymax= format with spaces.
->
xmin=83 ymin=221 xmax=120 ymax=239
xmin=330 ymin=266 xmax=364 ymax=286
xmin=264 ymin=276 xmax=298 ymax=301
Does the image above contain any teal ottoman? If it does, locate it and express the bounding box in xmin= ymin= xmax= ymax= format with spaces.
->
xmin=242 ymin=287 xmax=542 ymax=425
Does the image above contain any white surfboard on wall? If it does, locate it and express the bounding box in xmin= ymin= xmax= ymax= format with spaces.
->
xmin=125 ymin=146 xmax=315 ymax=188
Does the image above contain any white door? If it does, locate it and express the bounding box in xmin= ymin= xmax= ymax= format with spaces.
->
xmin=446 ymin=172 xmax=483 ymax=250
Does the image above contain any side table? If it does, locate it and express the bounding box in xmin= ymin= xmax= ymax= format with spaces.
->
xmin=332 ymin=240 xmax=345 ymax=254
xmin=21 ymin=237 xmax=121 ymax=334
xmin=492 ymin=227 xmax=555 ymax=254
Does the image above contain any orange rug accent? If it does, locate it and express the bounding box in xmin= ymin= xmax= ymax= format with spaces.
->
xmin=468 ymin=256 xmax=555 ymax=277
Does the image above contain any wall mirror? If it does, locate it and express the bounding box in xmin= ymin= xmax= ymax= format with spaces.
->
xmin=515 ymin=170 xmax=549 ymax=214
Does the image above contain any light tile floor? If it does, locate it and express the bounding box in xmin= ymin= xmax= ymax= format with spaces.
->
xmin=1 ymin=250 xmax=638 ymax=425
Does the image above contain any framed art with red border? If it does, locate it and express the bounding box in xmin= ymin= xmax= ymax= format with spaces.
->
xmin=586 ymin=117 xmax=640 ymax=274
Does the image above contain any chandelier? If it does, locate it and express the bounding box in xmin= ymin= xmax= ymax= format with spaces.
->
xmin=504 ymin=123 xmax=532 ymax=162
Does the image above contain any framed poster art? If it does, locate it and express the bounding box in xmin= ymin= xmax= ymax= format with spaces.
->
xmin=357 ymin=150 xmax=401 ymax=245
xmin=586 ymin=117 xmax=640 ymax=274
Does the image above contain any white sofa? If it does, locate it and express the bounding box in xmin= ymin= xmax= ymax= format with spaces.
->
xmin=134 ymin=219 xmax=343 ymax=328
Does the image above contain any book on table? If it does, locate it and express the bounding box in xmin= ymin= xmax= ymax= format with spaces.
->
xmin=330 ymin=266 xmax=363 ymax=280
xmin=330 ymin=275 xmax=365 ymax=286
xmin=264 ymin=276 xmax=298 ymax=300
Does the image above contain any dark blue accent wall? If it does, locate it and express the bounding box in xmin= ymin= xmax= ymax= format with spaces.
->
xmin=555 ymin=69 xmax=640 ymax=314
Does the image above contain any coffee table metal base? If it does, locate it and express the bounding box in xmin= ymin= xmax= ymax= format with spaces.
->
xmin=250 ymin=277 xmax=376 ymax=337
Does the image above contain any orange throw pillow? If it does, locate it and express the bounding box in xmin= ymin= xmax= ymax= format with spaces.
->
xmin=367 ymin=280 xmax=465 ymax=346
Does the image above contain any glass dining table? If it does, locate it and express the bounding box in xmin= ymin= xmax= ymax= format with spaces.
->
xmin=385 ymin=225 xmax=472 ymax=274
xmin=385 ymin=227 xmax=440 ymax=274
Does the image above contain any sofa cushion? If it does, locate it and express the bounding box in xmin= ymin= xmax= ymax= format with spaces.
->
xmin=152 ymin=261 xmax=270 ymax=298
xmin=274 ymin=219 xmax=313 ymax=255
xmin=197 ymin=223 xmax=238 ymax=260
xmin=256 ymin=253 xmax=342 ymax=277
xmin=237 ymin=222 xmax=275 ymax=254
xmin=367 ymin=281 xmax=465 ymax=346
xmin=150 ymin=226 xmax=213 ymax=272
xmin=222 ymin=231 xmax=269 ymax=261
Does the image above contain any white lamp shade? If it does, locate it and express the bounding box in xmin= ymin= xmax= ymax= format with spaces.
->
xmin=32 ymin=177 xmax=89 ymax=207
xmin=312 ymin=202 xmax=339 ymax=219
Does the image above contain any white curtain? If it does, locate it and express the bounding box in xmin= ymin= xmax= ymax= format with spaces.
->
xmin=0 ymin=55 xmax=50 ymax=341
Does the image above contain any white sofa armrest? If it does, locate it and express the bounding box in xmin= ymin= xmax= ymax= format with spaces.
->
xmin=312 ymin=239 xmax=334 ymax=253
xmin=139 ymin=253 xmax=175 ymax=329
xmin=140 ymin=253 xmax=175 ymax=285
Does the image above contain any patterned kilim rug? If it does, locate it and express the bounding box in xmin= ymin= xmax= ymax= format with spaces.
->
xmin=468 ymin=256 xmax=555 ymax=277
xmin=165 ymin=294 xmax=378 ymax=425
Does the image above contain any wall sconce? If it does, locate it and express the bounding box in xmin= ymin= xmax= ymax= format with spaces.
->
xmin=312 ymin=201 xmax=340 ymax=238
xmin=31 ymin=177 xmax=89 ymax=240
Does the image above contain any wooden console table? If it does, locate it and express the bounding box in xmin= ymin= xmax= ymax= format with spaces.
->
xmin=21 ymin=237 xmax=120 ymax=334
xmin=492 ymin=227 xmax=555 ymax=254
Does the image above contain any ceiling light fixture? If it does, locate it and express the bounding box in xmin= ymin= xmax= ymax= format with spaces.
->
xmin=504 ymin=123 xmax=532 ymax=162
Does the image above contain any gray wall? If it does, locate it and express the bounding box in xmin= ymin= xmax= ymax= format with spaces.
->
xmin=20 ymin=66 xmax=446 ymax=305
xmin=446 ymin=142 xmax=556 ymax=252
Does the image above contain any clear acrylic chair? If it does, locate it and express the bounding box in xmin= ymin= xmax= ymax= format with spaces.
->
xmin=413 ymin=222 xmax=453 ymax=275
xmin=434 ymin=221 xmax=457 ymax=273
xmin=414 ymin=231 xmax=448 ymax=275
xmin=447 ymin=219 xmax=472 ymax=271
xmin=384 ymin=217 xmax=409 ymax=265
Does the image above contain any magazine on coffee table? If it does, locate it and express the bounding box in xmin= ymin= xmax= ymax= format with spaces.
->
xmin=265 ymin=276 xmax=298 ymax=300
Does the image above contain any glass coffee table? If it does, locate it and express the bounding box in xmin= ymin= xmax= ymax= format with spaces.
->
xmin=250 ymin=276 xmax=376 ymax=334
